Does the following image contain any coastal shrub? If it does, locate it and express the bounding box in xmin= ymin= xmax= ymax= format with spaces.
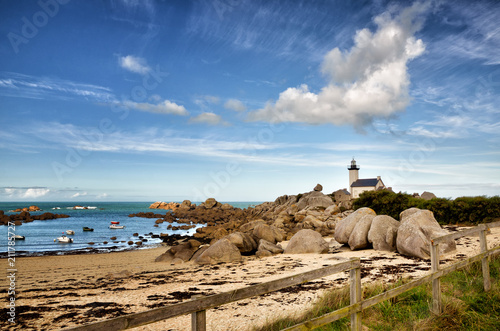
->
xmin=353 ymin=191 xmax=500 ymax=225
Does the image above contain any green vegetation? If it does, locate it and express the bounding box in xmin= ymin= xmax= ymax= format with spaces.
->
xmin=352 ymin=190 xmax=500 ymax=225
xmin=256 ymin=255 xmax=500 ymax=331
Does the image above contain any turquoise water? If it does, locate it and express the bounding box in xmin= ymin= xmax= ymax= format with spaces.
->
xmin=0 ymin=201 xmax=259 ymax=256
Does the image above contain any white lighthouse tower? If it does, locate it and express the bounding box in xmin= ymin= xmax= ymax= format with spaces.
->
xmin=348 ymin=158 xmax=360 ymax=194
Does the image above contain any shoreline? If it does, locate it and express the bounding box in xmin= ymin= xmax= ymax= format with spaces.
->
xmin=0 ymin=241 xmax=166 ymax=259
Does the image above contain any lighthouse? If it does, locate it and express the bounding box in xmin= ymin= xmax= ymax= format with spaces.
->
xmin=348 ymin=158 xmax=360 ymax=194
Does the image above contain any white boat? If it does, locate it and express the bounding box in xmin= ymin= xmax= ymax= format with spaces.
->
xmin=109 ymin=224 xmax=125 ymax=229
xmin=66 ymin=230 xmax=75 ymax=235
xmin=87 ymin=206 xmax=97 ymax=209
xmin=55 ymin=235 xmax=73 ymax=243
xmin=13 ymin=235 xmax=25 ymax=240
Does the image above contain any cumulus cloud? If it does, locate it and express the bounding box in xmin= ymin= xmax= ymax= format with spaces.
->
xmin=119 ymin=55 xmax=151 ymax=74
xmin=224 ymin=99 xmax=247 ymax=111
xmin=189 ymin=112 xmax=229 ymax=126
xmin=122 ymin=100 xmax=189 ymax=116
xmin=247 ymin=2 xmax=430 ymax=127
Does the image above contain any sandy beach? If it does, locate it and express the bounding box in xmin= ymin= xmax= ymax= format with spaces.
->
xmin=2 ymin=225 xmax=499 ymax=331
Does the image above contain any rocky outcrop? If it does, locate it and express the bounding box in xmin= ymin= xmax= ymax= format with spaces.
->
xmin=194 ymin=238 xmax=242 ymax=264
xmin=284 ymin=229 xmax=329 ymax=254
xmin=0 ymin=211 xmax=70 ymax=226
xmin=296 ymin=191 xmax=334 ymax=211
xmin=396 ymin=208 xmax=456 ymax=259
xmin=11 ymin=205 xmax=40 ymax=212
xmin=367 ymin=215 xmax=400 ymax=251
xmin=149 ymin=200 xmax=197 ymax=212
xmin=202 ymin=198 xmax=220 ymax=209
xmin=334 ymin=208 xmax=376 ymax=245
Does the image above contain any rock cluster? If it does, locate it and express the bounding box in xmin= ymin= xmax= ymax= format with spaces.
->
xmin=152 ymin=185 xmax=453 ymax=264
xmin=155 ymin=186 xmax=346 ymax=264
xmin=334 ymin=207 xmax=456 ymax=259
xmin=11 ymin=205 xmax=40 ymax=212
xmin=0 ymin=210 xmax=70 ymax=226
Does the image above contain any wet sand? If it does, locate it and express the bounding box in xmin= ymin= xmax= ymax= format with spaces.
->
xmin=2 ymin=226 xmax=499 ymax=331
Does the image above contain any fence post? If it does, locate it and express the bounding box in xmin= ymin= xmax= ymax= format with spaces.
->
xmin=191 ymin=309 xmax=206 ymax=331
xmin=350 ymin=260 xmax=361 ymax=331
xmin=430 ymin=241 xmax=441 ymax=315
xmin=479 ymin=225 xmax=491 ymax=292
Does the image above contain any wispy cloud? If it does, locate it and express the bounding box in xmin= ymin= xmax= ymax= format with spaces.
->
xmin=186 ymin=0 xmax=364 ymax=62
xmin=0 ymin=72 xmax=114 ymax=102
xmin=434 ymin=1 xmax=500 ymax=65
xmin=247 ymin=1 xmax=431 ymax=127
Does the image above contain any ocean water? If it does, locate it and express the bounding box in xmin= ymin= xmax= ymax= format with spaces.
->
xmin=0 ymin=201 xmax=259 ymax=256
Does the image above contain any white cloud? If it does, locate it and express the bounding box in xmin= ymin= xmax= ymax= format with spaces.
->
xmin=189 ymin=112 xmax=229 ymax=126
xmin=122 ymin=99 xmax=189 ymax=116
xmin=71 ymin=192 xmax=88 ymax=198
xmin=3 ymin=187 xmax=50 ymax=199
xmin=119 ymin=55 xmax=151 ymax=74
xmin=224 ymin=99 xmax=247 ymax=111
xmin=247 ymin=2 xmax=430 ymax=127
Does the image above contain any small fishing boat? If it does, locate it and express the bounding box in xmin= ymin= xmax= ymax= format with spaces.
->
xmin=66 ymin=230 xmax=75 ymax=235
xmin=109 ymin=224 xmax=125 ymax=229
xmin=83 ymin=227 xmax=94 ymax=231
xmin=55 ymin=235 xmax=73 ymax=243
xmin=110 ymin=221 xmax=120 ymax=224
xmin=13 ymin=235 xmax=25 ymax=240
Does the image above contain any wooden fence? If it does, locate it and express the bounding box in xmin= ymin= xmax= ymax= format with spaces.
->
xmin=67 ymin=221 xmax=500 ymax=331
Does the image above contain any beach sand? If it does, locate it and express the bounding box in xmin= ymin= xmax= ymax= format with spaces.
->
xmin=2 ymin=226 xmax=499 ymax=331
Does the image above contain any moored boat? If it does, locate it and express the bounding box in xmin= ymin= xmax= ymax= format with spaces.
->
xmin=55 ymin=235 xmax=73 ymax=243
xmin=110 ymin=221 xmax=120 ymax=224
xmin=109 ymin=224 xmax=125 ymax=229
xmin=66 ymin=230 xmax=75 ymax=235
xmin=83 ymin=227 xmax=94 ymax=231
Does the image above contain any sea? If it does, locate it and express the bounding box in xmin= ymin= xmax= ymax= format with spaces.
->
xmin=0 ymin=201 xmax=259 ymax=257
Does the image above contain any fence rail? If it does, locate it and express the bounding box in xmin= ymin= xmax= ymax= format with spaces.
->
xmin=66 ymin=259 xmax=361 ymax=331
xmin=66 ymin=221 xmax=500 ymax=331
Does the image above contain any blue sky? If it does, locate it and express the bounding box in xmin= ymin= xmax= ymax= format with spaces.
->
xmin=0 ymin=0 xmax=499 ymax=202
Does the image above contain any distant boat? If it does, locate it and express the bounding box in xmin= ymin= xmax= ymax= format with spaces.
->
xmin=13 ymin=235 xmax=25 ymax=240
xmin=66 ymin=230 xmax=75 ymax=235
xmin=109 ymin=224 xmax=125 ymax=229
xmin=110 ymin=221 xmax=120 ymax=224
xmin=87 ymin=206 xmax=97 ymax=209
xmin=82 ymin=227 xmax=94 ymax=231
xmin=55 ymin=235 xmax=73 ymax=243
